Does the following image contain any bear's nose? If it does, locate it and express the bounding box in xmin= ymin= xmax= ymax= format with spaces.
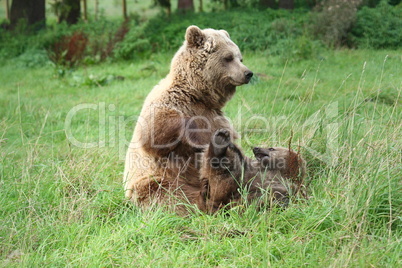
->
xmin=245 ymin=70 xmax=253 ymax=81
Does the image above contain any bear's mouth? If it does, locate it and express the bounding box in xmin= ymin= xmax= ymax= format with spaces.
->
xmin=230 ymin=79 xmax=245 ymax=86
xmin=254 ymin=153 xmax=270 ymax=161
xmin=253 ymin=147 xmax=269 ymax=161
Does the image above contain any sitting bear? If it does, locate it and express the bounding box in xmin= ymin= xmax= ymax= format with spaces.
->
xmin=123 ymin=25 xmax=253 ymax=213
xmin=199 ymin=129 xmax=306 ymax=213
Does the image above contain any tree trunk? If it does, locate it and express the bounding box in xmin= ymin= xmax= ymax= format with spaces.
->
xmin=95 ymin=0 xmax=99 ymax=20
xmin=278 ymin=0 xmax=294 ymax=9
xmin=167 ymin=5 xmax=171 ymax=16
xmin=5 ymin=0 xmax=10 ymax=21
xmin=178 ymin=0 xmax=194 ymax=13
xmin=156 ymin=0 xmax=171 ymax=16
xmin=122 ymin=0 xmax=128 ymax=21
xmin=306 ymin=0 xmax=317 ymax=8
xmin=223 ymin=0 xmax=228 ymax=10
xmin=59 ymin=0 xmax=81 ymax=25
xmin=259 ymin=0 xmax=276 ymax=8
xmin=10 ymin=0 xmax=46 ymax=30
xmin=199 ymin=0 xmax=203 ymax=12
xmin=83 ymin=0 xmax=88 ymax=21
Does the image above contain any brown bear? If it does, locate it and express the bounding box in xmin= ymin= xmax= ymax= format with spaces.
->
xmin=123 ymin=25 xmax=253 ymax=212
xmin=200 ymin=129 xmax=306 ymax=214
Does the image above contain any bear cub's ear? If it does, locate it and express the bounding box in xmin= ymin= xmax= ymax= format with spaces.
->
xmin=186 ymin=25 xmax=206 ymax=48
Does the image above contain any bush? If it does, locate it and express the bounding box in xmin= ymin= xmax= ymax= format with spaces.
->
xmin=113 ymin=23 xmax=151 ymax=60
xmin=311 ymin=0 xmax=362 ymax=47
xmin=48 ymin=31 xmax=88 ymax=66
xmin=271 ymin=35 xmax=323 ymax=61
xmin=352 ymin=1 xmax=402 ymax=49
xmin=0 ymin=19 xmax=126 ymax=66
xmin=0 ymin=30 xmax=28 ymax=59
xmin=15 ymin=49 xmax=51 ymax=68
xmin=0 ymin=3 xmax=400 ymax=66
xmin=114 ymin=9 xmax=312 ymax=60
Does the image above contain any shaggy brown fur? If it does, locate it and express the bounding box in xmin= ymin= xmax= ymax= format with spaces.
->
xmin=252 ymin=146 xmax=306 ymax=194
xmin=200 ymin=130 xmax=306 ymax=214
xmin=123 ymin=25 xmax=252 ymax=213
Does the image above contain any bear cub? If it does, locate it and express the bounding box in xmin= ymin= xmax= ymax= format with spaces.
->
xmin=200 ymin=129 xmax=306 ymax=213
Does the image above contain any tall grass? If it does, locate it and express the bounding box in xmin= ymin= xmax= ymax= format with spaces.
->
xmin=0 ymin=49 xmax=401 ymax=266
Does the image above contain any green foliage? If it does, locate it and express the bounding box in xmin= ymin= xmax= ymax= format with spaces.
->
xmin=0 ymin=19 xmax=123 ymax=66
xmin=310 ymin=0 xmax=362 ymax=47
xmin=365 ymin=87 xmax=402 ymax=105
xmin=0 ymin=4 xmax=400 ymax=66
xmin=362 ymin=0 xmax=402 ymax=6
xmin=352 ymin=1 xmax=402 ymax=49
xmin=15 ymin=49 xmax=51 ymax=68
xmin=271 ymin=35 xmax=323 ymax=61
xmin=71 ymin=73 xmax=125 ymax=87
xmin=0 ymin=29 xmax=28 ymax=59
xmin=113 ymin=23 xmax=151 ymax=60
xmin=115 ymin=8 xmax=318 ymax=60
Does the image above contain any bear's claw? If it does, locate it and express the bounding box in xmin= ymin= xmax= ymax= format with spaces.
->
xmin=214 ymin=129 xmax=231 ymax=146
xmin=212 ymin=129 xmax=231 ymax=156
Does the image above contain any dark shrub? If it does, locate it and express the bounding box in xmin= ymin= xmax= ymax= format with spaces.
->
xmin=49 ymin=31 xmax=88 ymax=67
xmin=311 ymin=0 xmax=362 ymax=47
xmin=352 ymin=1 xmax=402 ymax=49
xmin=0 ymin=19 xmax=126 ymax=66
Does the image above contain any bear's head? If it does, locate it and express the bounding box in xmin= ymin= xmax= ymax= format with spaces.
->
xmin=253 ymin=147 xmax=306 ymax=181
xmin=171 ymin=25 xmax=253 ymax=108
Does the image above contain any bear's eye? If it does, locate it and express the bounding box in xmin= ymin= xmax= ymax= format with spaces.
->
xmin=240 ymin=58 xmax=243 ymax=62
xmin=224 ymin=55 xmax=234 ymax=62
xmin=269 ymin=148 xmax=275 ymax=151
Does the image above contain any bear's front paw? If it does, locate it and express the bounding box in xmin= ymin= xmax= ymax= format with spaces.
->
xmin=212 ymin=129 xmax=231 ymax=156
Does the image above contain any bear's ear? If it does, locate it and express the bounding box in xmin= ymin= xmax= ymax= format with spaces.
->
xmin=186 ymin=25 xmax=205 ymax=48
xmin=220 ymin=30 xmax=230 ymax=39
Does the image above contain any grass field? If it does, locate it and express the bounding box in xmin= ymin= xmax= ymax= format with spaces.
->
xmin=0 ymin=49 xmax=401 ymax=266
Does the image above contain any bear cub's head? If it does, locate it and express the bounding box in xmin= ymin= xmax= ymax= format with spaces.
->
xmin=253 ymin=147 xmax=306 ymax=181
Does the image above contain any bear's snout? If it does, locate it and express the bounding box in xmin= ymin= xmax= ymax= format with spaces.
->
xmin=245 ymin=70 xmax=253 ymax=83
xmin=253 ymin=147 xmax=268 ymax=161
xmin=253 ymin=147 xmax=261 ymax=154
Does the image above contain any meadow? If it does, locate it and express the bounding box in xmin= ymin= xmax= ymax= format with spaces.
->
xmin=0 ymin=48 xmax=401 ymax=266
